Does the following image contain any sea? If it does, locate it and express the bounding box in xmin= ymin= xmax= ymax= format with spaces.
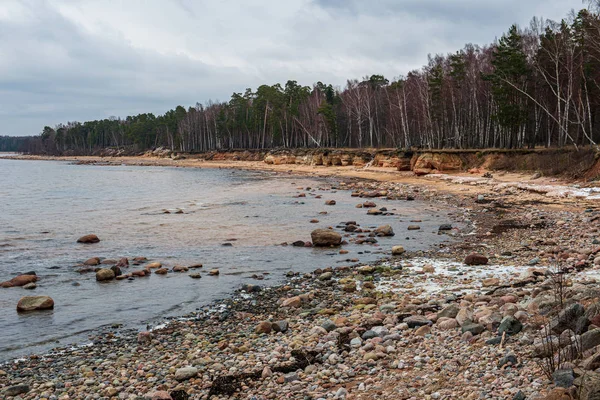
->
xmin=0 ymin=155 xmax=457 ymax=361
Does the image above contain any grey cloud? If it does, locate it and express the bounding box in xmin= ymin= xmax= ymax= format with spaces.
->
xmin=0 ymin=0 xmax=587 ymax=135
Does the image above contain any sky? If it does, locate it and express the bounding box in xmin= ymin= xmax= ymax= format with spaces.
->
xmin=0 ymin=0 xmax=587 ymax=136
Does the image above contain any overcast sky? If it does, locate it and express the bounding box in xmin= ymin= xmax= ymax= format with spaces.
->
xmin=0 ymin=0 xmax=586 ymax=136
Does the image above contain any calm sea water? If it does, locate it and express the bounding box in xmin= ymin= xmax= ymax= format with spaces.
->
xmin=0 ymin=156 xmax=456 ymax=361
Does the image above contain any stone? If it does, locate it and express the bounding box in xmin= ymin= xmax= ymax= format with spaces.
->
xmin=23 ymin=282 xmax=36 ymax=290
xmin=582 ymin=329 xmax=600 ymax=352
xmin=498 ymin=353 xmax=518 ymax=368
xmin=311 ymin=229 xmax=342 ymax=247
xmin=189 ymin=273 xmax=201 ymax=279
xmin=325 ymin=200 xmax=336 ymax=205
xmin=407 ymin=225 xmax=421 ymax=230
xmin=146 ymin=262 xmax=162 ymax=269
xmin=3 ymin=384 xmax=30 ymax=397
xmin=1 ymin=274 xmax=38 ymax=288
xmin=16 ymin=296 xmax=54 ymax=312
xmin=438 ymin=319 xmax=458 ymax=330
xmin=415 ymin=325 xmax=431 ymax=336
xmin=482 ymin=278 xmax=499 ymax=287
xmin=174 ymin=366 xmax=198 ymax=381
xmin=550 ymin=303 xmax=585 ymax=334
xmin=461 ymin=322 xmax=485 ymax=335
xmin=464 ymin=253 xmax=488 ymax=266
xmin=282 ymin=296 xmax=302 ymax=308
xmin=498 ymin=316 xmax=523 ymax=336
xmin=272 ymin=320 xmax=288 ymax=333
xmin=209 ymin=269 xmax=220 ymax=275
xmin=439 ymin=224 xmax=452 ymax=231
xmin=438 ymin=304 xmax=460 ymax=319
xmin=392 ymin=246 xmax=405 ymax=255
xmin=173 ymin=265 xmax=189 ymax=272
xmin=553 ymin=369 xmax=575 ymax=388
xmin=321 ymin=319 xmax=337 ymax=332
xmin=261 ymin=366 xmax=273 ymax=379
xmin=456 ymin=308 xmax=473 ymax=326
xmin=83 ymin=257 xmax=101 ymax=266
xmin=319 ymin=272 xmax=333 ymax=281
xmin=374 ymin=225 xmax=395 ymax=237
xmin=148 ymin=391 xmax=172 ymax=400
xmin=255 ymin=321 xmax=273 ymax=334
xmin=95 ymin=268 xmax=115 ymax=282
xmin=403 ymin=315 xmax=432 ymax=328
xmin=155 ymin=268 xmax=168 ymax=275
xmin=241 ymin=283 xmax=262 ymax=293
xmin=77 ymin=234 xmax=100 ymax=244
xmin=137 ymin=331 xmax=154 ymax=344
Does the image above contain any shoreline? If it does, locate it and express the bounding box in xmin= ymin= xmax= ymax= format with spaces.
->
xmin=1 ymin=155 xmax=600 ymax=398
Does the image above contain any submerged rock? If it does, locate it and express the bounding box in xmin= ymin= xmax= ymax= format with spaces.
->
xmin=311 ymin=229 xmax=342 ymax=247
xmin=17 ymin=296 xmax=54 ymax=312
xmin=77 ymin=234 xmax=100 ymax=244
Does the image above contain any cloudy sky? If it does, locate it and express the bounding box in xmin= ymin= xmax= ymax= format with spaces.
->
xmin=0 ymin=0 xmax=586 ymax=136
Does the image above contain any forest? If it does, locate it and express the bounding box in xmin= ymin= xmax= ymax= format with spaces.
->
xmin=2 ymin=5 xmax=600 ymax=154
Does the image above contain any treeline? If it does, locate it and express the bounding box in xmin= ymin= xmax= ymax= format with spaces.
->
xmin=3 ymin=6 xmax=600 ymax=154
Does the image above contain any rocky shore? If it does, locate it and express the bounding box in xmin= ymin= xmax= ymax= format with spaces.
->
xmin=3 ymin=165 xmax=600 ymax=399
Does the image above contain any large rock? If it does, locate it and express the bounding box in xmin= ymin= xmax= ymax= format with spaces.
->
xmin=392 ymin=246 xmax=405 ymax=255
xmin=77 ymin=234 xmax=100 ymax=244
xmin=438 ymin=304 xmax=460 ymax=319
xmin=464 ymin=253 xmax=488 ymax=266
xmin=3 ymin=384 xmax=30 ymax=397
xmin=374 ymin=225 xmax=395 ymax=237
xmin=311 ymin=229 xmax=342 ymax=247
xmin=1 ymin=274 xmax=38 ymax=288
xmin=96 ymin=268 xmax=116 ymax=282
xmin=550 ymin=303 xmax=585 ymax=334
xmin=498 ymin=316 xmax=523 ymax=336
xmin=16 ymin=296 xmax=54 ymax=312
xmin=582 ymin=329 xmax=600 ymax=353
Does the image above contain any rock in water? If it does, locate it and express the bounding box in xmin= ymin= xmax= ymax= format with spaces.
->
xmin=96 ymin=268 xmax=115 ymax=282
xmin=17 ymin=296 xmax=54 ymax=312
xmin=0 ymin=274 xmax=38 ymax=288
xmin=374 ymin=225 xmax=395 ymax=237
xmin=464 ymin=253 xmax=488 ymax=266
xmin=77 ymin=234 xmax=100 ymax=244
xmin=311 ymin=229 xmax=342 ymax=247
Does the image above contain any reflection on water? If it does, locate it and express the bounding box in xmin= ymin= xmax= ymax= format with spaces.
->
xmin=0 ymin=158 xmax=456 ymax=361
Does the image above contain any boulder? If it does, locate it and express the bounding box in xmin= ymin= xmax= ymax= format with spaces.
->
xmin=550 ymin=303 xmax=585 ymax=334
xmin=209 ymin=269 xmax=220 ymax=276
xmin=282 ymin=296 xmax=302 ymax=308
xmin=311 ymin=229 xmax=342 ymax=247
xmin=83 ymin=257 xmax=101 ymax=266
xmin=17 ymin=296 xmax=54 ymax=312
xmin=1 ymin=274 xmax=38 ymax=288
xmin=464 ymin=253 xmax=488 ymax=266
xmin=255 ymin=321 xmax=272 ymax=334
xmin=155 ymin=268 xmax=168 ymax=275
xmin=96 ymin=268 xmax=115 ymax=282
xmin=77 ymin=234 xmax=100 ymax=244
xmin=3 ymin=384 xmax=30 ymax=397
xmin=374 ymin=225 xmax=395 ymax=237
xmin=498 ymin=316 xmax=523 ymax=336
xmin=461 ymin=322 xmax=485 ymax=335
xmin=174 ymin=367 xmax=198 ymax=381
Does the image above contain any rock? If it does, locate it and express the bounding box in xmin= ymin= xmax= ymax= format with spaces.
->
xmin=415 ymin=325 xmax=431 ymax=336
xmin=16 ymin=296 xmax=54 ymax=312
xmin=209 ymin=269 xmax=220 ymax=275
xmin=438 ymin=319 xmax=458 ymax=330
xmin=482 ymin=278 xmax=499 ymax=287
xmin=498 ymin=353 xmax=518 ymax=368
xmin=272 ymin=320 xmax=289 ymax=333
xmin=456 ymin=308 xmax=473 ymax=326
xmin=116 ymin=257 xmax=129 ymax=268
xmin=551 ymin=303 xmax=585 ymax=334
xmin=1 ymin=274 xmax=38 ymax=288
xmin=83 ymin=257 xmax=101 ymax=266
xmin=23 ymin=282 xmax=36 ymax=290
xmin=173 ymin=265 xmax=189 ymax=272
xmin=325 ymin=200 xmax=336 ymax=205
xmin=321 ymin=319 xmax=337 ymax=332
xmin=464 ymin=253 xmax=488 ymax=266
xmin=403 ymin=315 xmax=432 ymax=328
xmin=241 ymin=283 xmax=262 ymax=293
xmin=363 ymin=201 xmax=377 ymax=208
xmin=96 ymin=268 xmax=115 ymax=282
xmin=137 ymin=331 xmax=154 ymax=344
xmin=311 ymin=229 xmax=342 ymax=247
xmin=461 ymin=322 xmax=485 ymax=335
xmin=319 ymin=272 xmax=333 ymax=281
xmin=407 ymin=225 xmax=421 ymax=230
xmin=148 ymin=391 xmax=172 ymax=400
xmin=439 ymin=224 xmax=452 ymax=231
xmin=422 ymin=264 xmax=435 ymax=273
xmin=282 ymin=296 xmax=302 ymax=308
xmin=174 ymin=366 xmax=198 ymax=381
xmin=155 ymin=268 xmax=168 ymax=275
xmin=77 ymin=234 xmax=100 ymax=244
xmin=553 ymin=368 xmax=575 ymax=388
xmin=146 ymin=262 xmax=162 ymax=269
xmin=374 ymin=225 xmax=395 ymax=237
xmin=261 ymin=366 xmax=273 ymax=379
xmin=189 ymin=273 xmax=201 ymax=279
xmin=498 ymin=316 xmax=523 ymax=336
xmin=513 ymin=391 xmax=526 ymax=400
xmin=3 ymin=384 xmax=30 ymax=397
xmin=438 ymin=304 xmax=460 ymax=319
xmin=292 ymin=240 xmax=306 ymax=247
xmin=255 ymin=321 xmax=272 ymax=334
xmin=582 ymin=329 xmax=600 ymax=352
xmin=392 ymin=246 xmax=405 ymax=255
xmin=367 ymin=208 xmax=383 ymax=215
